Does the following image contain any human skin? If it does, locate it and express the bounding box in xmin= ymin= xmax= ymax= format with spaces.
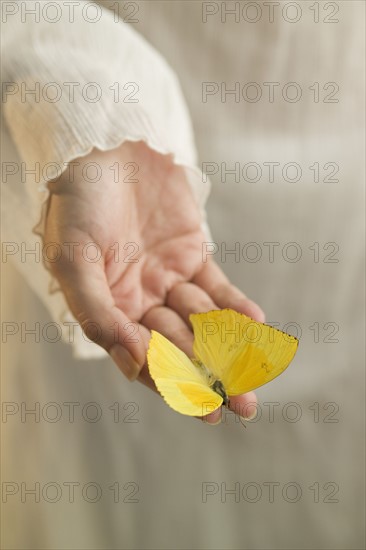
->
xmin=44 ymin=141 xmax=265 ymax=424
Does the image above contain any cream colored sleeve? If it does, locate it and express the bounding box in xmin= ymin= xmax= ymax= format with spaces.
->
xmin=1 ymin=0 xmax=211 ymax=358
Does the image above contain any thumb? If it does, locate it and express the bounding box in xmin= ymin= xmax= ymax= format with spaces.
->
xmin=51 ymin=254 xmax=148 ymax=381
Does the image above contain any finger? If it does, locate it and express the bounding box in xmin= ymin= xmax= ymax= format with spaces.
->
xmin=141 ymin=306 xmax=222 ymax=425
xmin=228 ymin=392 xmax=258 ymax=420
xmin=141 ymin=305 xmax=194 ymax=356
xmin=136 ymin=362 xmax=157 ymax=392
xmin=193 ymin=262 xmax=262 ymax=423
xmin=50 ymin=250 xmax=147 ymax=380
xmin=193 ymin=261 xmax=265 ymax=322
xmin=201 ymin=407 xmax=222 ymax=426
xmin=166 ymin=282 xmax=219 ymax=325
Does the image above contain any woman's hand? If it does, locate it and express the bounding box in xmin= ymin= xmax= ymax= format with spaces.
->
xmin=44 ymin=142 xmax=264 ymax=424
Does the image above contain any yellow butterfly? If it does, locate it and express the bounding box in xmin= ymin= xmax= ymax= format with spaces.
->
xmin=147 ymin=309 xmax=299 ymax=416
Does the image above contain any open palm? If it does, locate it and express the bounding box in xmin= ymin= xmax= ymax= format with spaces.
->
xmin=44 ymin=142 xmax=264 ymax=424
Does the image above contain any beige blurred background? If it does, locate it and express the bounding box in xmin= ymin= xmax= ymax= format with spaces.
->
xmin=2 ymin=1 xmax=365 ymax=549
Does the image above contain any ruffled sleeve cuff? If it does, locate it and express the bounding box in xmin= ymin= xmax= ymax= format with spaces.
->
xmin=2 ymin=3 xmax=211 ymax=358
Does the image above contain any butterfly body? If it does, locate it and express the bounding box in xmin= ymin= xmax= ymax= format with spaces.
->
xmin=211 ymin=379 xmax=230 ymax=407
xmin=147 ymin=309 xmax=298 ymax=417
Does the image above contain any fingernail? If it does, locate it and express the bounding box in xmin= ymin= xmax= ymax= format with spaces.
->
xmin=208 ymin=418 xmax=222 ymax=426
xmin=244 ymin=406 xmax=257 ymax=421
xmin=110 ymin=345 xmax=141 ymax=381
xmin=203 ymin=414 xmax=222 ymax=426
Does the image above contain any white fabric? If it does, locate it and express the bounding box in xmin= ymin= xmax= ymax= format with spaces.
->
xmin=1 ymin=1 xmax=365 ymax=549
xmin=2 ymin=0 xmax=210 ymax=357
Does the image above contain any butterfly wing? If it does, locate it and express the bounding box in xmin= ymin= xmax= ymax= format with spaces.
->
xmin=190 ymin=309 xmax=298 ymax=396
xmin=190 ymin=309 xmax=251 ymax=380
xmin=222 ymin=320 xmax=298 ymax=395
xmin=147 ymin=330 xmax=223 ymax=416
